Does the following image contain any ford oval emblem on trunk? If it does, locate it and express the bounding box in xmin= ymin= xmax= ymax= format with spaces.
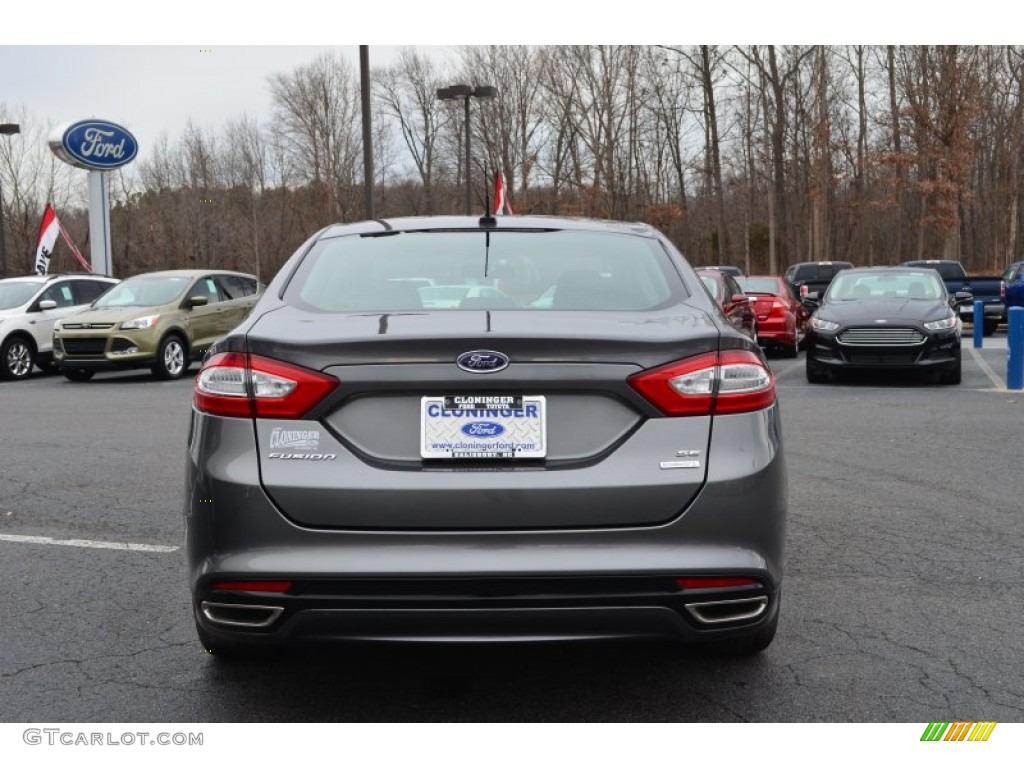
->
xmin=456 ymin=350 xmax=509 ymax=373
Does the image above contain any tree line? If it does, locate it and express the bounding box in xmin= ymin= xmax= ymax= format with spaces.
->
xmin=2 ymin=45 xmax=1024 ymax=280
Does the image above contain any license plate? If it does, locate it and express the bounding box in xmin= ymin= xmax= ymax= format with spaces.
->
xmin=420 ymin=395 xmax=547 ymax=459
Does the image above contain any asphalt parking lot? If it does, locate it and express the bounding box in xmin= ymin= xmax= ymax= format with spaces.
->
xmin=1 ymin=336 xmax=1022 ymax=722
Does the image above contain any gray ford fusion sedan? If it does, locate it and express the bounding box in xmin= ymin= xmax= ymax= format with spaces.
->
xmin=186 ymin=215 xmax=787 ymax=658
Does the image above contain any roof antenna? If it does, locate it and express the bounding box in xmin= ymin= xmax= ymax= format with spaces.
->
xmin=479 ymin=167 xmax=497 ymax=227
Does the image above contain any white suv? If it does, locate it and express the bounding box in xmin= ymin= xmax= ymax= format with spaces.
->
xmin=0 ymin=274 xmax=119 ymax=380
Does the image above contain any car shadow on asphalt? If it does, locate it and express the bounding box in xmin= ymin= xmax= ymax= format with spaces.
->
xmin=197 ymin=640 xmax=773 ymax=721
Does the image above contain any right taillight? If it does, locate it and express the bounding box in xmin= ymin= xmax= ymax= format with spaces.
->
xmin=194 ymin=352 xmax=339 ymax=418
xmin=628 ymin=350 xmax=775 ymax=416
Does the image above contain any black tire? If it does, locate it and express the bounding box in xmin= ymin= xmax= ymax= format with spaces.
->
xmin=939 ymin=361 xmax=962 ymax=385
xmin=1 ymin=335 xmax=36 ymax=381
xmin=152 ymin=334 xmax=189 ymax=380
xmin=982 ymin=319 xmax=999 ymax=337
xmin=780 ymin=336 xmax=800 ymax=358
xmin=63 ymin=367 xmax=95 ymax=382
xmin=805 ymin=355 xmax=829 ymax=384
xmin=195 ymin=620 xmax=276 ymax=662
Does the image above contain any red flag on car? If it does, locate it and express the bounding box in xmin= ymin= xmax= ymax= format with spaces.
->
xmin=493 ymin=170 xmax=513 ymax=215
xmin=33 ymin=204 xmax=91 ymax=275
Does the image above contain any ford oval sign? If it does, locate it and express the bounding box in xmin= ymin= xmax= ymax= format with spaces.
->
xmin=456 ymin=350 xmax=510 ymax=374
xmin=49 ymin=120 xmax=138 ymax=171
xmin=461 ymin=422 xmax=506 ymax=438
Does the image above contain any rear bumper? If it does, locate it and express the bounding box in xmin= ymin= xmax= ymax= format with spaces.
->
xmin=756 ymin=325 xmax=798 ymax=347
xmin=185 ymin=406 xmax=787 ymax=645
xmin=957 ymin=303 xmax=1003 ymax=320
xmin=194 ymin=575 xmax=779 ymax=645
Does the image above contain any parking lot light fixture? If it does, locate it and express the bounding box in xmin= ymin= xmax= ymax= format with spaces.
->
xmin=437 ymin=84 xmax=498 ymax=214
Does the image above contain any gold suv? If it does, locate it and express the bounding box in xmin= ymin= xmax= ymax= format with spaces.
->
xmin=54 ymin=269 xmax=262 ymax=381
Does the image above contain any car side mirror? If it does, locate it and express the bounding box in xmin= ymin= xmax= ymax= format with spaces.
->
xmin=189 ymin=295 xmax=209 ymax=308
xmin=801 ymin=297 xmax=820 ymax=309
xmin=38 ymin=299 xmax=58 ymax=311
xmin=730 ymin=294 xmax=752 ymax=305
xmin=952 ymin=291 xmax=973 ymax=306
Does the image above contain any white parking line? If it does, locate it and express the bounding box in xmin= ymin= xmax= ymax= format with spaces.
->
xmin=968 ymin=347 xmax=1007 ymax=390
xmin=0 ymin=533 xmax=178 ymax=553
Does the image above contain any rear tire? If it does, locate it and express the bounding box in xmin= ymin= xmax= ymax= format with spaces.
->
xmin=152 ymin=334 xmax=188 ymax=380
xmin=982 ymin=319 xmax=998 ymax=336
xmin=780 ymin=336 xmax=799 ymax=358
xmin=1 ymin=335 xmax=36 ymax=380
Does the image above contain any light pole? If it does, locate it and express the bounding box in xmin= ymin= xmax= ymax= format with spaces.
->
xmin=437 ymin=84 xmax=498 ymax=215
xmin=0 ymin=123 xmax=21 ymax=277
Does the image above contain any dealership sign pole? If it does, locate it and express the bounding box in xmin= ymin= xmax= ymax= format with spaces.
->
xmin=48 ymin=120 xmax=138 ymax=277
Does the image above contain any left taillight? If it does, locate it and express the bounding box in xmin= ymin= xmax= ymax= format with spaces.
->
xmin=628 ymin=349 xmax=775 ymax=416
xmin=194 ymin=352 xmax=339 ymax=419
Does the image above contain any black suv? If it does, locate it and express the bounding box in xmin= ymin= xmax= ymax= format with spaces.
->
xmin=784 ymin=261 xmax=854 ymax=299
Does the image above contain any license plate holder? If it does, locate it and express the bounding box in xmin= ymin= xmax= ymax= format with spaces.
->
xmin=420 ymin=395 xmax=547 ymax=459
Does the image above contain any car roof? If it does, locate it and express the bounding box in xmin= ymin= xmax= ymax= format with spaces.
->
xmin=119 ymin=269 xmax=256 ymax=280
xmin=841 ymin=266 xmax=938 ymax=274
xmin=318 ymin=215 xmax=660 ymax=240
xmin=0 ymin=273 xmax=114 ymax=284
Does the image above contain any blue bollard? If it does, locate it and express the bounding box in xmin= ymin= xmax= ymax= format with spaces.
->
xmin=973 ymin=300 xmax=984 ymax=348
xmin=1008 ymin=306 xmax=1023 ymax=390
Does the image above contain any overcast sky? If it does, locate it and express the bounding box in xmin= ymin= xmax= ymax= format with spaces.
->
xmin=0 ymin=45 xmax=445 ymax=160
xmin=0 ymin=1 xmax=1010 ymax=166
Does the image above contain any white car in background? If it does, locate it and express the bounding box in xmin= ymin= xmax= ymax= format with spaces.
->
xmin=0 ymin=274 xmax=119 ymax=380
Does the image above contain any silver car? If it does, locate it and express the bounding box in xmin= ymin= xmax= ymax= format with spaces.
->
xmin=186 ymin=216 xmax=787 ymax=658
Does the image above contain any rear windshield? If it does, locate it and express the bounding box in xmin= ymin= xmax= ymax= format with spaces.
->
xmin=789 ymin=262 xmax=852 ymax=282
xmin=737 ymin=277 xmax=782 ymax=294
xmin=285 ymin=230 xmax=684 ymax=312
xmin=904 ymin=261 xmax=965 ymax=281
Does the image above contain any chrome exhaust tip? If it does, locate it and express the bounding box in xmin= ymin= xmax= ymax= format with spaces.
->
xmin=201 ymin=601 xmax=284 ymax=628
xmin=684 ymin=596 xmax=768 ymax=625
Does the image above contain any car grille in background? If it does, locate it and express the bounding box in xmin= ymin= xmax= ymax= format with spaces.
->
xmin=61 ymin=323 xmax=115 ymax=330
xmin=837 ymin=327 xmax=925 ymax=346
xmin=62 ymin=338 xmax=108 ymax=356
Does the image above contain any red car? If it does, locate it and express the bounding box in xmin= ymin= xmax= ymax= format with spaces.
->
xmin=736 ymin=275 xmax=811 ymax=358
xmin=696 ymin=268 xmax=757 ymax=340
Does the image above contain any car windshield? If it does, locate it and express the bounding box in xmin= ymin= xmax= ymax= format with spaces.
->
xmin=93 ymin=276 xmax=192 ymax=308
xmin=827 ymin=272 xmax=943 ymax=301
xmin=737 ymin=277 xmax=780 ymax=294
xmin=0 ymin=281 xmax=41 ymax=310
xmin=285 ymin=230 xmax=682 ymax=312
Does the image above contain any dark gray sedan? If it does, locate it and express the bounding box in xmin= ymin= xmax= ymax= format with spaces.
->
xmin=185 ymin=216 xmax=787 ymax=658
